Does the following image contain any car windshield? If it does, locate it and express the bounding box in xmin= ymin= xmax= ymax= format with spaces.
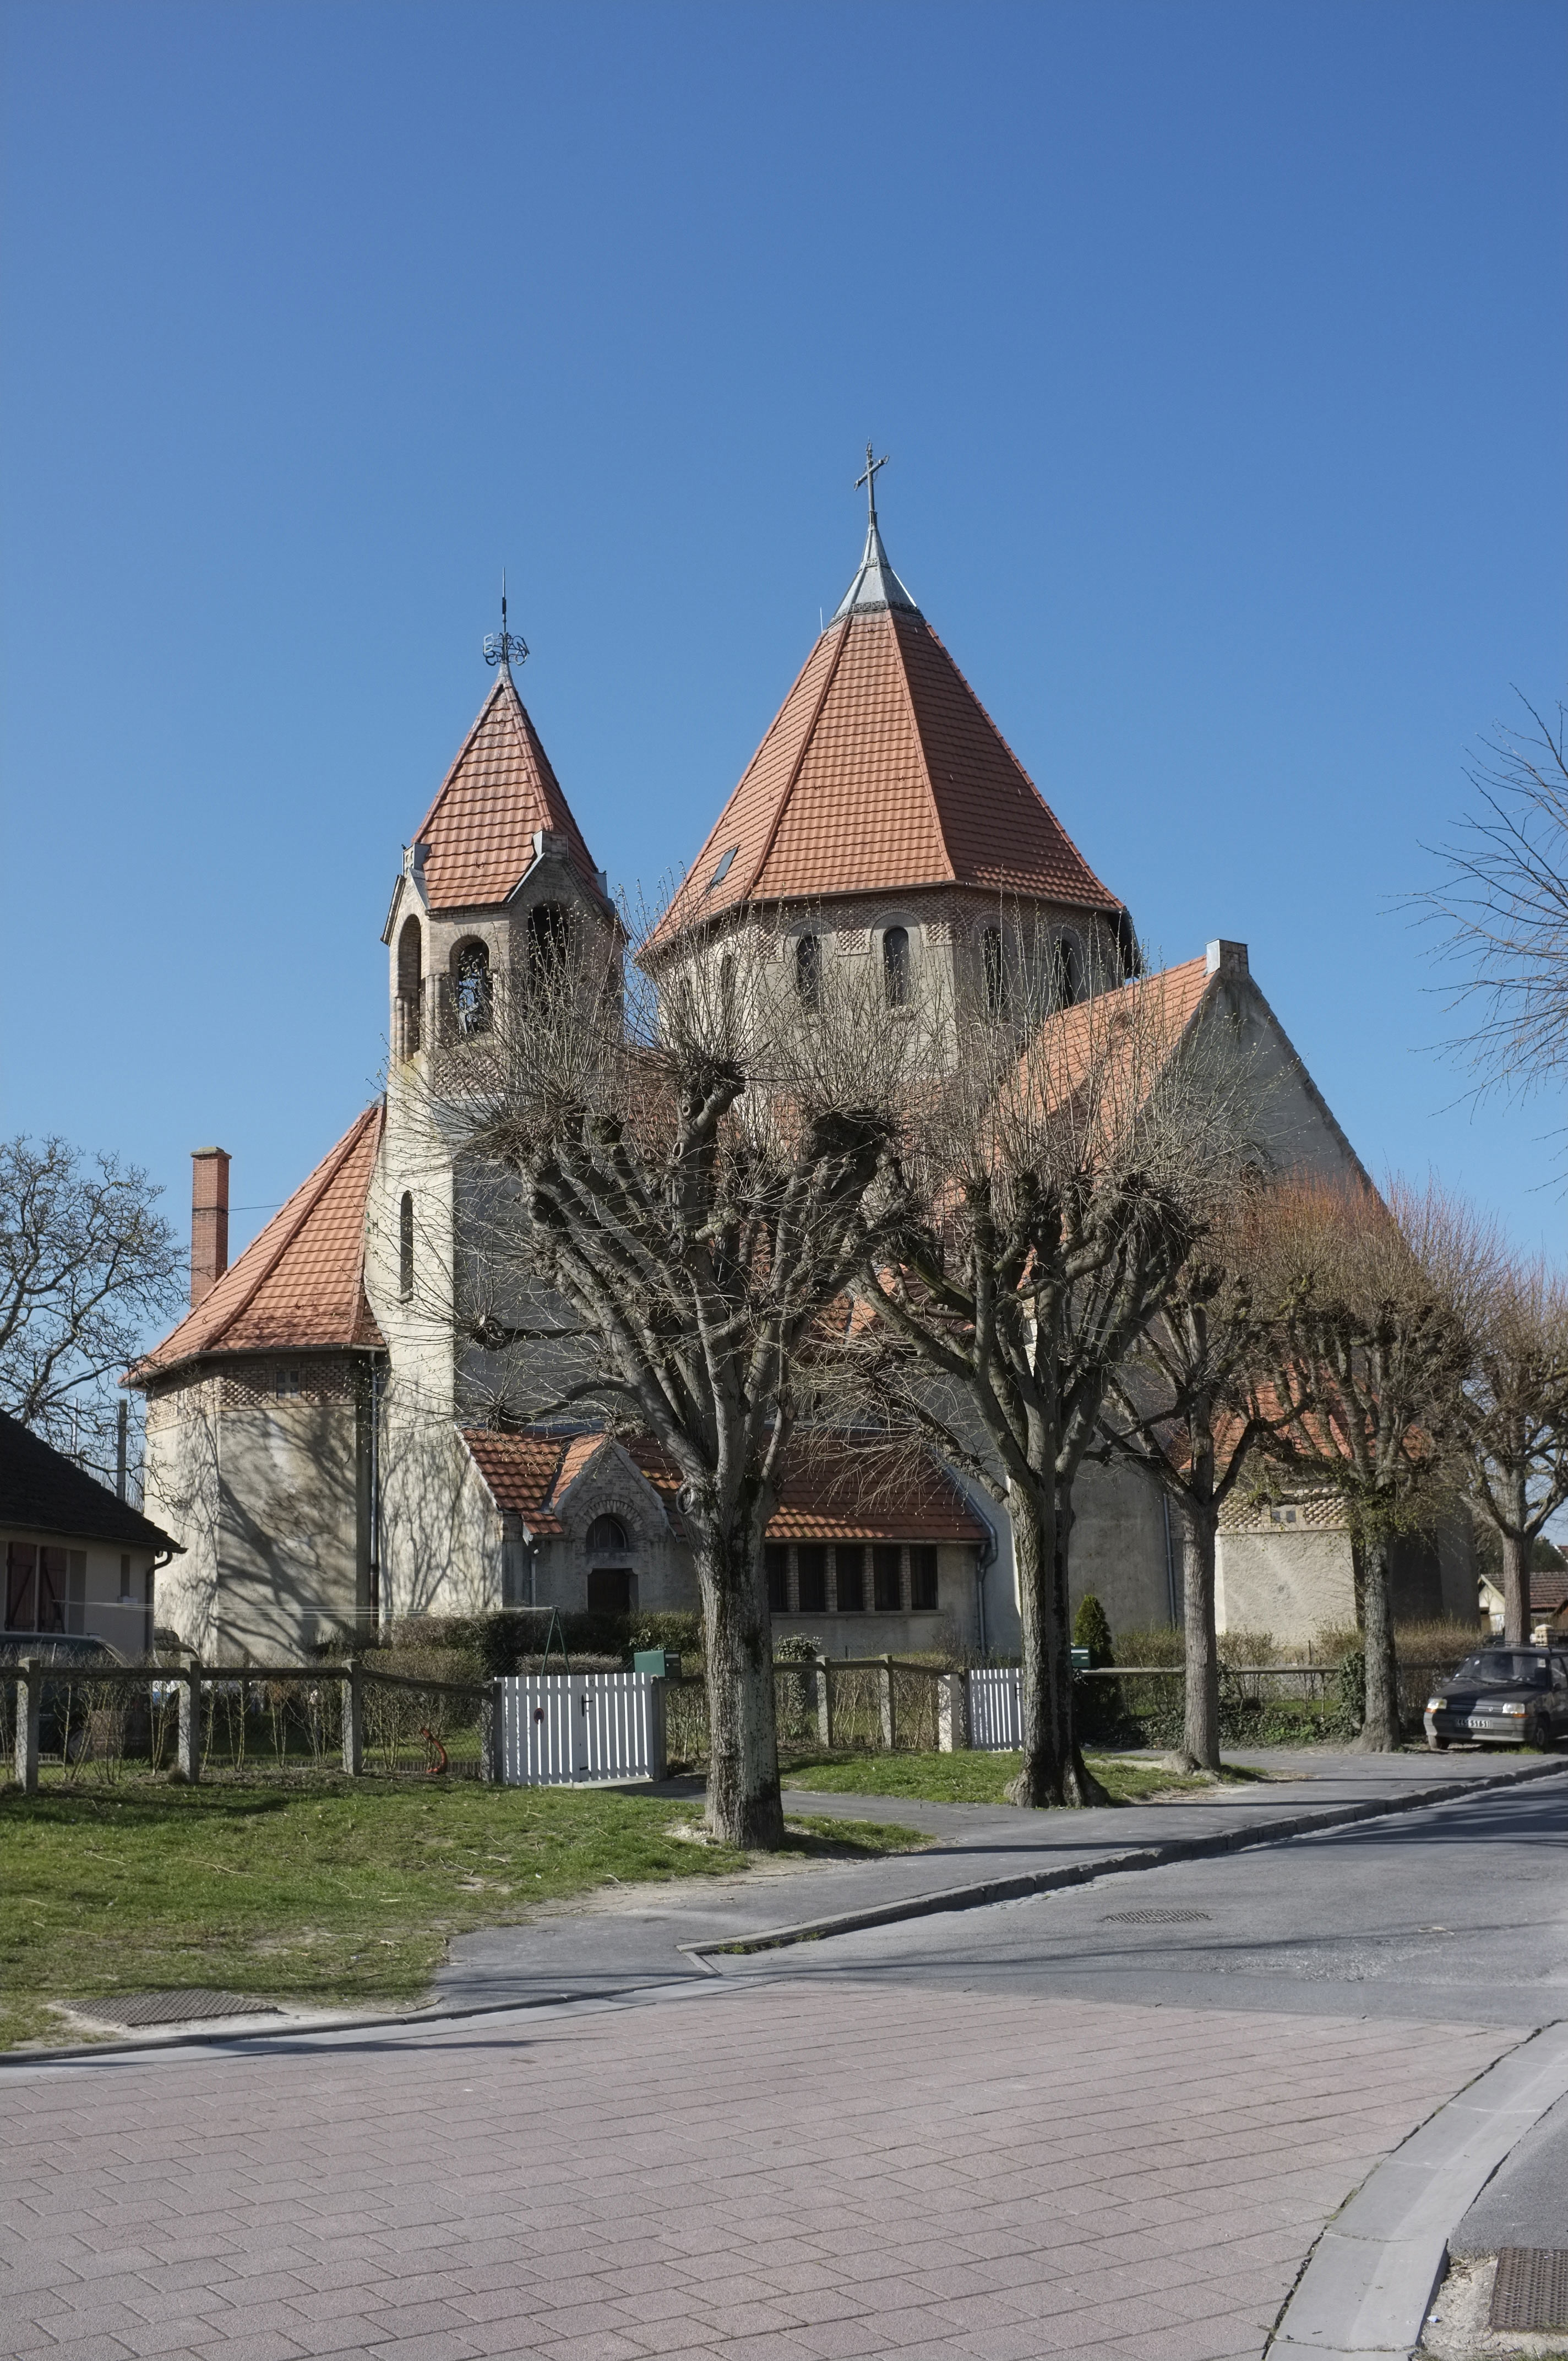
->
xmin=1455 ymin=1652 xmax=1551 ymax=1689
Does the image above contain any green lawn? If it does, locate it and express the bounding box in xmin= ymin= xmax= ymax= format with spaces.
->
xmin=0 ymin=1777 xmax=924 ymax=2051
xmin=782 ymin=1749 xmax=1264 ymax=1805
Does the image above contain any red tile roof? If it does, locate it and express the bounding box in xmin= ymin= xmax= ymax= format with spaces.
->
xmin=1018 ymin=953 xmax=1214 ymax=1119
xmin=412 ymin=672 xmax=604 ymax=912
xmin=655 ymin=605 xmax=1122 ymax=945
xmin=462 ymin=1427 xmax=983 ymax=1546
xmin=132 ymin=1108 xmax=386 ymax=1378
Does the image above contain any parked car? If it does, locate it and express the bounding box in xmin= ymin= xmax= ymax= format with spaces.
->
xmin=1424 ymin=1649 xmax=1568 ymax=1751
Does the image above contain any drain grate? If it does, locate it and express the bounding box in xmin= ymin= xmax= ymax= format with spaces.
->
xmin=1100 ymin=1907 xmax=1212 ymax=1924
xmin=74 ymin=1990 xmax=283 ymax=2029
xmin=1491 ymin=2248 xmax=1568 ymax=2331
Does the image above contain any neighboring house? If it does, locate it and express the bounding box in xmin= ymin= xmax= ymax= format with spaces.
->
xmin=131 ymin=498 xmax=1447 ymax=1663
xmin=1479 ymin=1568 xmax=1568 ymax=1641
xmin=1 ymin=1410 xmax=178 ymax=1660
xmin=1218 ymin=1484 xmax=1476 ymax=1646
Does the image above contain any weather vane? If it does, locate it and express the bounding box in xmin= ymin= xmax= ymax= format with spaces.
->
xmin=856 ymin=442 xmax=889 ymax=526
xmin=483 ymin=570 xmax=530 ymax=673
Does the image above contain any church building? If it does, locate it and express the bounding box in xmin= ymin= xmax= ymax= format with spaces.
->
xmin=131 ymin=490 xmax=1476 ymax=1664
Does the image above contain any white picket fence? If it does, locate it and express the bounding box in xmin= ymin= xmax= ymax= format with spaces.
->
xmin=966 ymin=1665 xmax=1022 ymax=1751
xmin=497 ymin=1671 xmax=667 ymax=1787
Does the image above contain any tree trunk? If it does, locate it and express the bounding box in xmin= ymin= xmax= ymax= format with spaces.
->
xmin=1178 ymin=1500 xmax=1222 ymax=1773
xmin=1500 ymin=1527 xmax=1529 ymax=1647
xmin=1357 ymin=1534 xmax=1402 ymax=1751
xmin=1055 ymin=1509 xmax=1106 ymax=1805
xmin=1006 ymin=1482 xmax=1068 ymax=1806
xmin=694 ymin=1521 xmax=785 ymax=1848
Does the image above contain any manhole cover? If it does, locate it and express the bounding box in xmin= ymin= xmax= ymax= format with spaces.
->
xmin=74 ymin=1990 xmax=283 ymax=2028
xmin=1099 ymin=1907 xmax=1212 ymax=1923
xmin=1491 ymin=2248 xmax=1568 ymax=2331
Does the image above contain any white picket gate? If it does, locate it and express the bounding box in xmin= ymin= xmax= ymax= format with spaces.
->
xmin=497 ymin=1671 xmax=667 ymax=1787
xmin=967 ymin=1666 xmax=1022 ymax=1751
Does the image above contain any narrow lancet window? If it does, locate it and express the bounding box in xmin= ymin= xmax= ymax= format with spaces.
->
xmin=526 ymin=903 xmax=569 ymax=994
xmin=982 ymin=927 xmax=1006 ymax=1020
xmin=399 ymin=1192 xmax=414 ymax=1299
xmin=882 ymin=926 xmax=910 ymax=1007
xmin=454 ymin=940 xmax=492 ymax=1036
xmin=396 ymin=917 xmax=423 ymax=1057
xmin=796 ymin=934 xmax=821 ymax=1012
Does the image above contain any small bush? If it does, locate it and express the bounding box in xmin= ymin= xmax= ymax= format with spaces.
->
xmin=1073 ymin=1594 xmax=1116 ymax=1668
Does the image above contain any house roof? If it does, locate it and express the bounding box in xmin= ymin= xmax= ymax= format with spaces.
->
xmin=1019 ymin=952 xmax=1215 ymax=1118
xmin=653 ymin=533 xmax=1123 ymax=946
xmin=0 ymin=1411 xmax=178 ymax=1554
xmin=462 ymin=1427 xmax=984 ymax=1546
xmin=410 ymin=670 xmax=605 ymax=912
xmin=1531 ymin=1571 xmax=1568 ymax=1617
xmin=131 ymin=1107 xmax=386 ymax=1380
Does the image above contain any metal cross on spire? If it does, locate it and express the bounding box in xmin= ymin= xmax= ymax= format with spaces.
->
xmin=483 ymin=570 xmax=530 ymax=676
xmin=856 ymin=443 xmax=889 ymax=526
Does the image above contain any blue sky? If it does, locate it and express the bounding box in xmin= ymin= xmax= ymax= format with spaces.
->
xmin=3 ymin=0 xmax=1564 ymax=1279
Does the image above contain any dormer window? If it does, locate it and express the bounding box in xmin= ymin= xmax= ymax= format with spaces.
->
xmin=454 ymin=940 xmax=492 ymax=1036
xmin=796 ymin=933 xmax=821 ymax=1012
xmin=708 ymin=846 xmax=738 ymax=891
xmin=882 ymin=926 xmax=911 ymax=1008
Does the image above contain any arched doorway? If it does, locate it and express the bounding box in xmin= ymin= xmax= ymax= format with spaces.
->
xmin=585 ymin=1513 xmax=634 ymax=1615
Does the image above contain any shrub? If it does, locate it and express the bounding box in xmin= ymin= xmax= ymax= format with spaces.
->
xmin=1073 ymin=1593 xmax=1115 ymax=1667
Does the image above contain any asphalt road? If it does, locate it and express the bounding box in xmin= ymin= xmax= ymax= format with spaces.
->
xmin=720 ymin=1766 xmax=1568 ymax=2031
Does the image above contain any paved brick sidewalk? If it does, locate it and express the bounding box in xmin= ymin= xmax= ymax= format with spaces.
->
xmin=1 ymin=1981 xmax=1511 ymax=2361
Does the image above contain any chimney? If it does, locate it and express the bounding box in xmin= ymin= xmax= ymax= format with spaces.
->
xmin=190 ymin=1147 xmax=231 ymax=1308
xmin=1205 ymin=940 xmax=1249 ymax=978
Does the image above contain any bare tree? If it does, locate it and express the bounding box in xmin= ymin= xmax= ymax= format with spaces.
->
xmin=846 ymin=940 xmax=1258 ymax=1807
xmin=1235 ymin=1177 xmax=1482 ymax=1749
xmin=0 ymin=1135 xmax=183 ymax=1484
xmin=1454 ymin=1249 xmax=1568 ymax=1645
xmin=1096 ymin=1228 xmax=1288 ymax=1772
xmin=429 ymin=906 xmax=921 ymax=1848
xmin=1420 ymin=696 xmax=1568 ymax=1100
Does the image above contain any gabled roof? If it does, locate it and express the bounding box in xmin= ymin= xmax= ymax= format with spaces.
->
xmin=655 ymin=534 xmax=1123 ymax=945
xmin=409 ymin=670 xmax=605 ymax=913
xmin=0 ymin=1411 xmax=178 ymax=1554
xmin=462 ymin=1427 xmax=983 ymax=1545
xmin=131 ymin=1108 xmax=386 ymax=1380
xmin=1019 ymin=953 xmax=1215 ymax=1118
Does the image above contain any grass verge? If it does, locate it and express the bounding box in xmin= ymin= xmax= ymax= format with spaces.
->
xmin=782 ymin=1749 xmax=1267 ymax=1805
xmin=0 ymin=1777 xmax=924 ymax=2051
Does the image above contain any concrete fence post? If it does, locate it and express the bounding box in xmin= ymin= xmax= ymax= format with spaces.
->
xmin=937 ymin=1669 xmax=971 ymax=1753
xmin=341 ymin=1658 xmax=364 ymax=1776
xmin=878 ymin=1655 xmax=897 ymax=1751
xmin=177 ymin=1659 xmax=202 ymax=1783
xmin=15 ymin=1657 xmax=40 ymax=1794
xmin=814 ymin=1656 xmax=834 ymax=1750
xmin=480 ymin=1679 xmax=503 ymax=1785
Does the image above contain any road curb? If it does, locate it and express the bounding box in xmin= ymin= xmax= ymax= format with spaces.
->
xmin=683 ymin=1758 xmax=1568 ymax=1960
xmin=1264 ymin=2020 xmax=1568 ymax=2358
xmin=8 ymin=1759 xmax=1562 ymax=2068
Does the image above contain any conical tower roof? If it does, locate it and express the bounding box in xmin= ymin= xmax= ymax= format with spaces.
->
xmin=411 ymin=669 xmax=605 ymax=912
xmin=656 ymin=527 xmax=1123 ymax=944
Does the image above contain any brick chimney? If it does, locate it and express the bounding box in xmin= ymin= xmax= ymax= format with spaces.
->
xmin=190 ymin=1147 xmax=231 ymax=1308
xmin=1205 ymin=940 xmax=1249 ymax=978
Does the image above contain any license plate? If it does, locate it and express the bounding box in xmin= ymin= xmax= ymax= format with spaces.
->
xmin=1467 ymin=1716 xmax=1504 ymax=1730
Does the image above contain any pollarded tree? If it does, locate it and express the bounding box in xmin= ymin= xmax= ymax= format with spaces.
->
xmin=1456 ymin=1250 xmax=1568 ymax=1645
xmin=1235 ymin=1177 xmax=1483 ymax=1750
xmin=1095 ymin=1232 xmax=1288 ymax=1772
xmin=431 ymin=907 xmax=922 ymax=1849
xmin=846 ymin=939 xmax=1258 ymax=1807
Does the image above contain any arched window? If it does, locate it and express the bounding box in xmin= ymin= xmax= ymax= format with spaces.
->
xmin=396 ymin=917 xmax=423 ymax=1056
xmin=882 ymin=926 xmax=911 ymax=1008
xmin=982 ymin=926 xmax=1007 ymax=1020
xmin=718 ymin=954 xmax=736 ymax=1030
xmin=526 ymin=902 xmax=569 ymax=993
xmin=796 ymin=933 xmax=821 ymax=1012
xmin=586 ymin=1514 xmax=628 ymax=1554
xmin=1053 ymin=935 xmax=1078 ymax=1009
xmin=399 ymin=1193 xmax=414 ymax=1299
xmin=453 ymin=940 xmax=492 ymax=1036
